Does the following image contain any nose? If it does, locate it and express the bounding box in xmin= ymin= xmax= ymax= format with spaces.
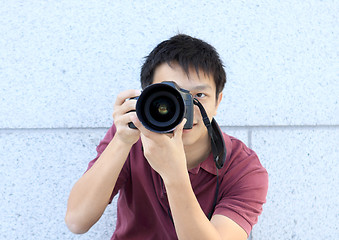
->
xmin=193 ymin=104 xmax=201 ymax=122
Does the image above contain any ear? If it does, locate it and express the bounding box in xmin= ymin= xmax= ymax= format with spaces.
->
xmin=214 ymin=92 xmax=223 ymax=116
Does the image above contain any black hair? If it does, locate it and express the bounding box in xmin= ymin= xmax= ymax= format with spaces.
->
xmin=140 ymin=34 xmax=226 ymax=98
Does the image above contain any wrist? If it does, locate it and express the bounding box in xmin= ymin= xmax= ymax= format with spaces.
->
xmin=113 ymin=132 xmax=138 ymax=148
xmin=162 ymin=167 xmax=190 ymax=189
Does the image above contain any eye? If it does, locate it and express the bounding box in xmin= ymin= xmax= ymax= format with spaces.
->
xmin=195 ymin=93 xmax=206 ymax=98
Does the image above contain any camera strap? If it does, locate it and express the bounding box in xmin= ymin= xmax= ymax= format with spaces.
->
xmin=192 ymin=98 xmax=227 ymax=220
xmin=193 ymin=98 xmax=227 ymax=169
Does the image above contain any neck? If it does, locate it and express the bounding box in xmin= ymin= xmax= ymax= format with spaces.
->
xmin=184 ymin=135 xmax=211 ymax=170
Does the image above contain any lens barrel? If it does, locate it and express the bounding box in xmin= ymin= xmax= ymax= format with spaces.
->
xmin=135 ymin=82 xmax=193 ymax=133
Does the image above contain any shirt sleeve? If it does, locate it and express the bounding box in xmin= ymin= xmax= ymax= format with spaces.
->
xmin=214 ymin=138 xmax=269 ymax=236
xmin=85 ymin=123 xmax=131 ymax=203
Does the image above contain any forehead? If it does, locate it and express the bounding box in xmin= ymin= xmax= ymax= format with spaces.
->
xmin=153 ymin=62 xmax=216 ymax=91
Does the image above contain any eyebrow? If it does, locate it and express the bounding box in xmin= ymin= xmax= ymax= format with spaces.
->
xmin=190 ymin=84 xmax=212 ymax=91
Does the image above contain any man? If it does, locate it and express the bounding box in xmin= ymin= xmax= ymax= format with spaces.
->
xmin=65 ymin=34 xmax=268 ymax=239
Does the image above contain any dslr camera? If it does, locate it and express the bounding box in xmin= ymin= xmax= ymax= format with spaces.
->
xmin=129 ymin=81 xmax=194 ymax=133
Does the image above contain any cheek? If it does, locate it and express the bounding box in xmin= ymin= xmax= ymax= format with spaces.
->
xmin=204 ymin=103 xmax=217 ymax=119
xmin=193 ymin=102 xmax=215 ymax=120
xmin=193 ymin=105 xmax=200 ymax=115
xmin=192 ymin=106 xmax=216 ymax=125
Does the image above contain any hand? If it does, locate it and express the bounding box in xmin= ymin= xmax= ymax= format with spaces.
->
xmin=113 ymin=89 xmax=141 ymax=146
xmin=131 ymin=115 xmax=188 ymax=182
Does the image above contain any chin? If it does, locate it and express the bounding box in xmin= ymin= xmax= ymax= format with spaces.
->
xmin=182 ymin=125 xmax=208 ymax=145
xmin=182 ymin=138 xmax=196 ymax=147
xmin=182 ymin=131 xmax=199 ymax=146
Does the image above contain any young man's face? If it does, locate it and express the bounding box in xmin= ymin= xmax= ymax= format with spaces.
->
xmin=152 ymin=62 xmax=222 ymax=147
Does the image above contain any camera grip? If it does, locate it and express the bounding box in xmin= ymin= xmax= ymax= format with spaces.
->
xmin=128 ymin=121 xmax=137 ymax=129
xmin=127 ymin=96 xmax=139 ymax=129
xmin=127 ymin=109 xmax=138 ymax=129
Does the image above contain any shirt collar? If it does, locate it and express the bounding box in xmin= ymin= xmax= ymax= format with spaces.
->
xmin=188 ymin=152 xmax=217 ymax=175
xmin=187 ymin=132 xmax=232 ymax=176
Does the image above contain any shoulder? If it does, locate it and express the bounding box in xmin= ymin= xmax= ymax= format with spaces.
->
xmin=222 ymin=132 xmax=266 ymax=173
xmin=220 ymin=131 xmax=268 ymax=200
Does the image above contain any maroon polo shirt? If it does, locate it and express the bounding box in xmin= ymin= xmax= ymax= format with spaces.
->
xmin=86 ymin=124 xmax=268 ymax=239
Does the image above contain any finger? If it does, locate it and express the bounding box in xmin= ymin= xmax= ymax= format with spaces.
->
xmin=113 ymin=99 xmax=137 ymax=121
xmin=120 ymin=98 xmax=137 ymax=114
xmin=173 ymin=118 xmax=187 ymax=140
xmin=114 ymin=89 xmax=141 ymax=107
xmin=119 ymin=111 xmax=139 ymax=127
xmin=130 ymin=114 xmax=148 ymax=134
xmin=130 ymin=114 xmax=161 ymax=139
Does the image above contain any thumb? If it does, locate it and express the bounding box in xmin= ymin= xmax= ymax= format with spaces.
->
xmin=173 ymin=118 xmax=187 ymax=140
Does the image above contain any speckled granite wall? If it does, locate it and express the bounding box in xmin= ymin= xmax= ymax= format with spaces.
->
xmin=1 ymin=1 xmax=338 ymax=239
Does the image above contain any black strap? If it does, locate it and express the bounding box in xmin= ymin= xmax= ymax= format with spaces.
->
xmin=193 ymin=98 xmax=226 ymax=169
xmin=207 ymin=167 xmax=219 ymax=220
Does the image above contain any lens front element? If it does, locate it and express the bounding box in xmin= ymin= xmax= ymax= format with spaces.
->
xmin=150 ymin=96 xmax=175 ymax=122
xmin=158 ymin=104 xmax=168 ymax=115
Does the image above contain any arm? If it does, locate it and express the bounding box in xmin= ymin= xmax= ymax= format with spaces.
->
xmin=164 ymin=170 xmax=248 ymax=240
xmin=130 ymin=116 xmax=248 ymax=240
xmin=65 ymin=89 xmax=140 ymax=234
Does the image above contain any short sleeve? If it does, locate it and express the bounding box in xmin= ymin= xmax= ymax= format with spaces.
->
xmin=85 ymin=123 xmax=131 ymax=203
xmin=214 ymin=139 xmax=269 ymax=236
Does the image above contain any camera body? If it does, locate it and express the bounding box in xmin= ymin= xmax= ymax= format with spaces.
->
xmin=129 ymin=81 xmax=194 ymax=133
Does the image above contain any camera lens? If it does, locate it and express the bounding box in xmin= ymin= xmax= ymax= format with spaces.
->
xmin=158 ymin=104 xmax=168 ymax=115
xmin=134 ymin=81 xmax=195 ymax=133
xmin=149 ymin=96 xmax=175 ymax=122
xmin=136 ymin=83 xmax=186 ymax=133
xmin=143 ymin=91 xmax=181 ymax=129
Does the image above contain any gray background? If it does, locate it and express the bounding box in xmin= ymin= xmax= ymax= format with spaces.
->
xmin=1 ymin=1 xmax=338 ymax=239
